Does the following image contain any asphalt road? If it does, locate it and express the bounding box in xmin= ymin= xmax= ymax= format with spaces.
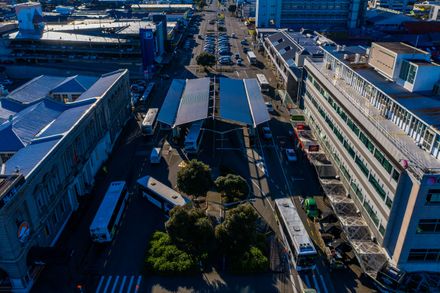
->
xmin=32 ymin=1 xmax=374 ymax=292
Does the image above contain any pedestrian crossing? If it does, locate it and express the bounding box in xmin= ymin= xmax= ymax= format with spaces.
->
xmin=96 ymin=275 xmax=142 ymax=293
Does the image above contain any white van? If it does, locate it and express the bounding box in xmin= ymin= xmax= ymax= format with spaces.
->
xmin=150 ymin=148 xmax=161 ymax=164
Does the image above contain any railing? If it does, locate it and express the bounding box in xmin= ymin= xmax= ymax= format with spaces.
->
xmin=309 ymin=61 xmax=429 ymax=178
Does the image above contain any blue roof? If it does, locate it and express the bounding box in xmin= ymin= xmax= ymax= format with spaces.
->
xmin=0 ymin=99 xmax=25 ymax=123
xmin=0 ymin=99 xmax=66 ymax=152
xmin=7 ymin=75 xmax=66 ymax=104
xmin=174 ymin=77 xmax=210 ymax=127
xmin=4 ymin=136 xmax=60 ymax=176
xmin=51 ymin=75 xmax=98 ymax=94
xmin=157 ymin=79 xmax=185 ymax=126
xmin=38 ymin=100 xmax=95 ymax=137
xmin=219 ymin=78 xmax=253 ymax=125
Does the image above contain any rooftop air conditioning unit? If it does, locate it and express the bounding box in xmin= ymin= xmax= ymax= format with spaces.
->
xmin=343 ymin=54 xmax=349 ymax=60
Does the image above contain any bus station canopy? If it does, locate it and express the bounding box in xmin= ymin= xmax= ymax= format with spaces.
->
xmin=158 ymin=77 xmax=269 ymax=128
xmin=157 ymin=79 xmax=185 ymax=126
xmin=174 ymin=77 xmax=211 ymax=127
xmin=219 ymin=78 xmax=270 ymax=127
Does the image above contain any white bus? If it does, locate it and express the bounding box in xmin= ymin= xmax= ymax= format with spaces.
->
xmin=137 ymin=175 xmax=189 ymax=214
xmin=90 ymin=181 xmax=128 ymax=243
xmin=256 ymin=73 xmax=270 ymax=93
xmin=141 ymin=108 xmax=159 ymax=136
xmin=184 ymin=120 xmax=204 ymax=154
xmin=274 ymin=198 xmax=317 ymax=271
xmin=247 ymin=51 xmax=257 ymax=65
xmin=140 ymin=82 xmax=155 ymax=104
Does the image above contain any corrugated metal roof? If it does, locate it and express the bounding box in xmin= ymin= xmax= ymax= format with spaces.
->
xmin=51 ymin=75 xmax=98 ymax=94
xmin=219 ymin=78 xmax=253 ymax=125
xmin=7 ymin=75 xmax=66 ymax=104
xmin=76 ymin=70 xmax=125 ymax=101
xmin=157 ymin=79 xmax=185 ymax=126
xmin=174 ymin=77 xmax=210 ymax=127
xmin=0 ymin=99 xmax=25 ymax=123
xmin=37 ymin=100 xmax=95 ymax=138
xmin=0 ymin=125 xmax=25 ymax=152
xmin=4 ymin=137 xmax=60 ymax=176
xmin=8 ymin=99 xmax=65 ymax=146
xmin=243 ymin=79 xmax=270 ymax=127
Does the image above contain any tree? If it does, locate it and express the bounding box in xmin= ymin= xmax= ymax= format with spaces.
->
xmin=215 ymin=174 xmax=249 ymax=203
xmin=146 ymin=231 xmax=197 ymax=274
xmin=165 ymin=206 xmax=215 ymax=256
xmin=231 ymin=246 xmax=269 ymax=273
xmin=177 ymin=159 xmax=212 ymax=197
xmin=215 ymin=203 xmax=259 ymax=255
xmin=228 ymin=4 xmax=237 ymax=13
xmin=196 ymin=52 xmax=216 ymax=68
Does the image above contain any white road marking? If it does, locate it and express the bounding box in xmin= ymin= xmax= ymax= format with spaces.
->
xmin=126 ymin=276 xmax=135 ymax=292
xmin=135 ymin=275 xmax=142 ymax=292
xmin=118 ymin=276 xmax=127 ymax=293
xmin=111 ymin=276 xmax=120 ymax=293
xmin=103 ymin=275 xmax=113 ymax=293
xmin=96 ymin=275 xmax=105 ymax=293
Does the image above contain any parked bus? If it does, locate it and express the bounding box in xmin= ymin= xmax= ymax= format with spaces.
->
xmin=247 ymin=51 xmax=257 ymax=65
xmin=256 ymin=73 xmax=270 ymax=93
xmin=184 ymin=120 xmax=204 ymax=153
xmin=139 ymin=82 xmax=155 ymax=104
xmin=141 ymin=108 xmax=159 ymax=136
xmin=90 ymin=181 xmax=128 ymax=243
xmin=137 ymin=175 xmax=189 ymax=214
xmin=274 ymin=198 xmax=317 ymax=271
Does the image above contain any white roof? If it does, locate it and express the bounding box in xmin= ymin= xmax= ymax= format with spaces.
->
xmin=90 ymin=181 xmax=126 ymax=230
xmin=137 ymin=175 xmax=189 ymax=206
xmin=274 ymin=198 xmax=317 ymax=255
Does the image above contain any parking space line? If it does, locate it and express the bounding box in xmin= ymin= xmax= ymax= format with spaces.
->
xmin=126 ymin=276 xmax=135 ymax=292
xmin=304 ymin=274 xmax=311 ymax=288
xmin=319 ymin=273 xmax=329 ymax=293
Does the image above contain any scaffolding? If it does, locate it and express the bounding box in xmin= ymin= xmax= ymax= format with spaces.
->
xmin=315 ymin=160 xmax=388 ymax=278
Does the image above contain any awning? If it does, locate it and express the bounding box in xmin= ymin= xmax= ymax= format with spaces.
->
xmin=243 ymin=79 xmax=270 ymax=127
xmin=219 ymin=78 xmax=253 ymax=125
xmin=157 ymin=79 xmax=185 ymax=126
xmin=174 ymin=77 xmax=210 ymax=127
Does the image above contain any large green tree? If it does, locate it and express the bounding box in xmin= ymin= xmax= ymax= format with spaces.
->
xmin=196 ymin=52 xmax=216 ymax=68
xmin=166 ymin=206 xmax=215 ymax=256
xmin=231 ymin=246 xmax=269 ymax=273
xmin=177 ymin=159 xmax=212 ymax=197
xmin=146 ymin=231 xmax=197 ymax=274
xmin=215 ymin=203 xmax=259 ymax=255
xmin=215 ymin=174 xmax=249 ymax=203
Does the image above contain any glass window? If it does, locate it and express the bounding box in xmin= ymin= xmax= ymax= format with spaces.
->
xmin=363 ymin=201 xmax=379 ymax=226
xmin=392 ymin=170 xmax=400 ymax=182
xmin=408 ymin=249 xmax=427 ymax=261
xmin=417 ymin=219 xmax=440 ymax=233
xmin=427 ymin=189 xmax=440 ymax=205
xmin=369 ymin=175 xmax=386 ymax=200
xmin=355 ymin=157 xmax=369 ymax=177
xmin=386 ymin=197 xmax=393 ymax=208
xmin=379 ymin=224 xmax=385 ymax=236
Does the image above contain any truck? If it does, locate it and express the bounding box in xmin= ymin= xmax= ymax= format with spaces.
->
xmin=246 ymin=51 xmax=257 ymax=65
xmin=303 ymin=197 xmax=319 ymax=219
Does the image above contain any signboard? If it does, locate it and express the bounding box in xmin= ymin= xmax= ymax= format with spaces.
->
xmin=139 ymin=28 xmax=156 ymax=76
xmin=308 ymin=145 xmax=320 ymax=152
xmin=18 ymin=221 xmax=30 ymax=243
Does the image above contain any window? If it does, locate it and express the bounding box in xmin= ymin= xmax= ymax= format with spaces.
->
xmin=426 ymin=189 xmax=440 ymax=205
xmin=399 ymin=60 xmax=417 ymax=84
xmin=417 ymin=219 xmax=440 ymax=233
xmin=392 ymin=170 xmax=400 ymax=182
xmin=369 ymin=175 xmax=386 ymax=200
xmin=379 ymin=224 xmax=385 ymax=236
xmin=386 ymin=197 xmax=393 ymax=209
xmin=408 ymin=249 xmax=440 ymax=262
xmin=355 ymin=157 xmax=369 ymax=177
xmin=363 ymin=200 xmax=379 ymax=226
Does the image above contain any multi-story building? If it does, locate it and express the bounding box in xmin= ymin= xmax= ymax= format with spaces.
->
xmin=0 ymin=69 xmax=131 ymax=291
xmin=255 ymin=0 xmax=367 ymax=31
xmin=303 ymin=42 xmax=440 ymax=272
xmin=263 ymin=28 xmax=333 ymax=106
xmin=0 ymin=2 xmax=170 ymax=79
xmin=371 ymin=0 xmax=415 ymax=13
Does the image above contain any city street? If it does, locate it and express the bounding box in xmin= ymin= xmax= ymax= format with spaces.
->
xmin=32 ymin=1 xmax=374 ymax=293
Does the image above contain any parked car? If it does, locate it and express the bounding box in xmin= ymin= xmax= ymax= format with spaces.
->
xmin=262 ymin=126 xmax=272 ymax=139
xmin=231 ymin=33 xmax=236 ymax=38
xmin=303 ymin=197 xmax=319 ymax=219
xmin=265 ymin=102 xmax=274 ymax=113
xmin=237 ymin=59 xmax=243 ymax=66
xmin=285 ymin=148 xmax=297 ymax=162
